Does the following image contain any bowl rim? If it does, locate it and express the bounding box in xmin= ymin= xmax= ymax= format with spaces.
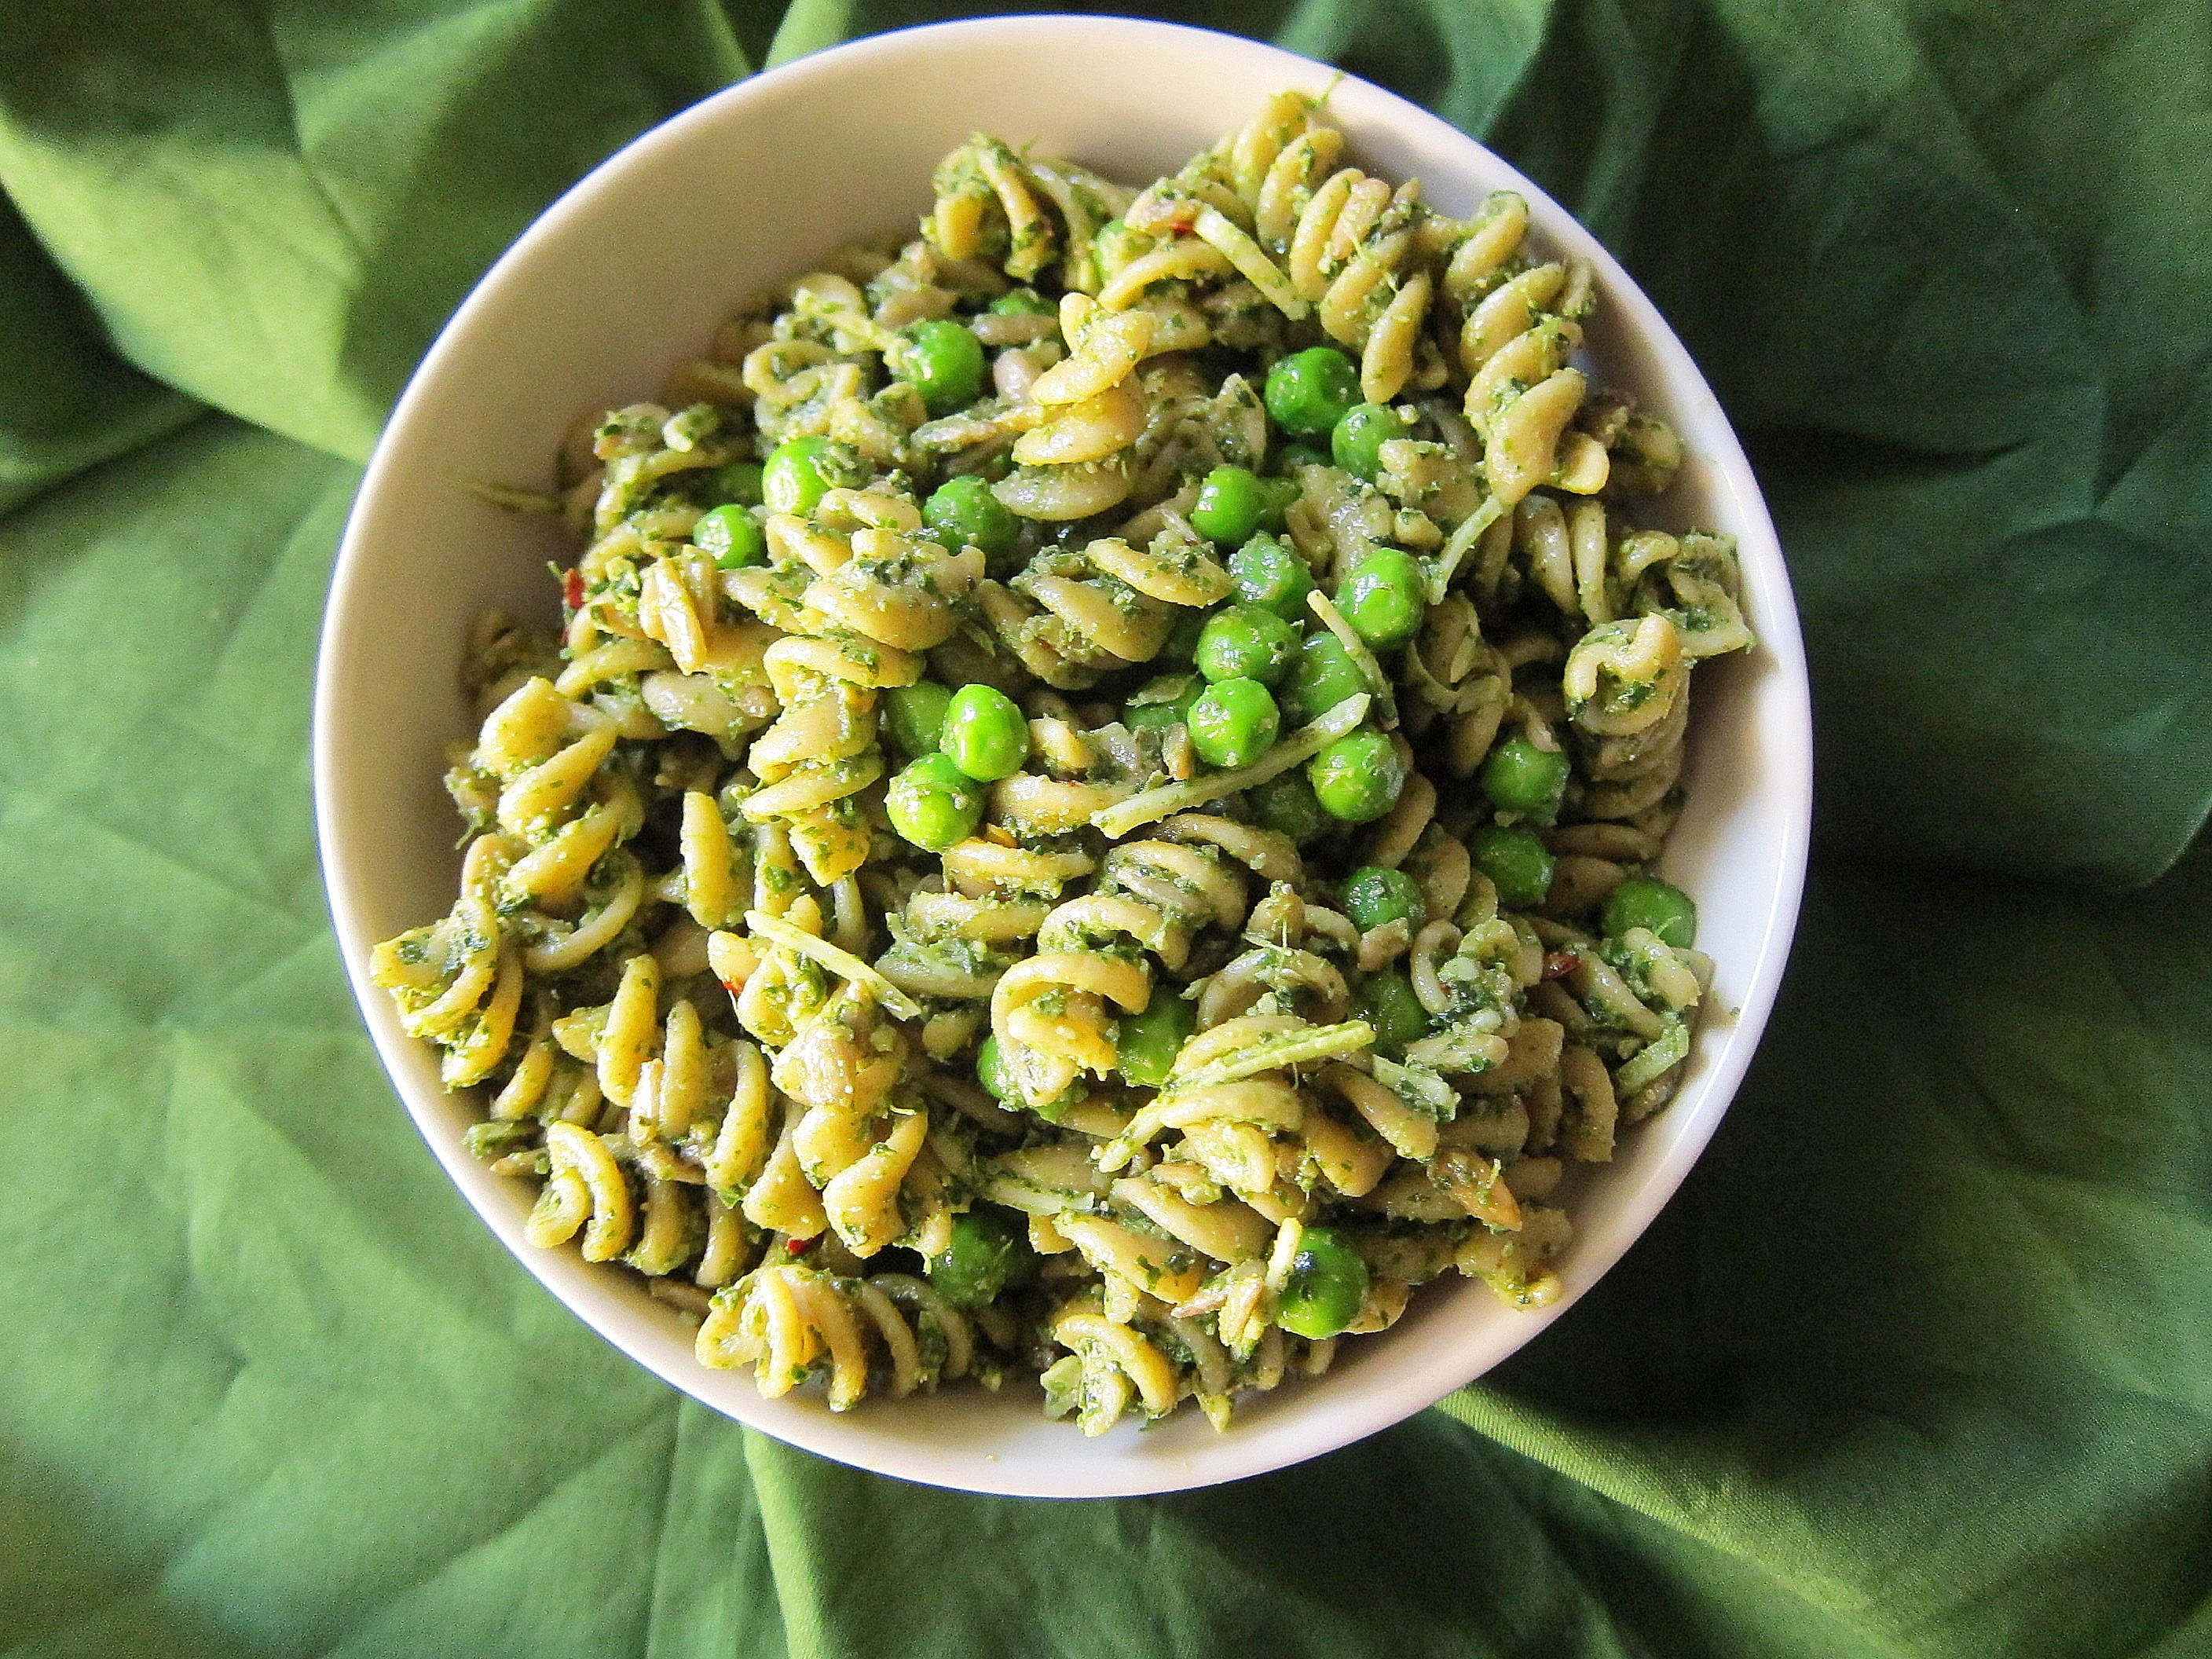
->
xmin=313 ymin=12 xmax=1814 ymax=1499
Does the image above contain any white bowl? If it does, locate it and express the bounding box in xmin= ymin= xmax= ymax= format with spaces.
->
xmin=315 ymin=14 xmax=1812 ymax=1499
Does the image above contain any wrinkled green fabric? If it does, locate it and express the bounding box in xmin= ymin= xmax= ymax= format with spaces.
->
xmin=2 ymin=3 xmax=2207 ymax=1657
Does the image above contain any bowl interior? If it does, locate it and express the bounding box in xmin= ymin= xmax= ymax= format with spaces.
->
xmin=315 ymin=16 xmax=1811 ymax=1498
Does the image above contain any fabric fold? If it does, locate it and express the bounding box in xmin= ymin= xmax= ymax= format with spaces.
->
xmin=2 ymin=5 xmax=2210 ymax=1657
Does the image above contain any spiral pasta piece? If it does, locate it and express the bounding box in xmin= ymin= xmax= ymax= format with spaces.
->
xmin=1619 ymin=529 xmax=1756 ymax=660
xmin=551 ymin=403 xmax=792 ymax=752
xmin=1042 ymin=1298 xmax=1186 ymax=1435
xmin=1525 ymin=921 xmax=1706 ymax=1141
xmin=979 ymin=527 xmax=1232 ymax=690
xmin=724 ymin=492 xmax=982 ymax=883
xmin=727 ymin=271 xmax=937 ymax=463
xmin=1486 ymin=493 xmax=1751 ymax=648
xmin=1095 ymin=826 xmax=1255 ymax=965
xmin=1424 ymin=192 xmax=1611 ymax=507
xmin=1446 ymin=494 xmax=1755 ymax=830
xmin=527 ymin=958 xmax=785 ymax=1263
xmin=987 ymin=295 xmax=1159 ymax=522
xmin=1116 ymin=98 xmax=1436 ymax=401
xmin=369 ymin=890 xmax=523 ymax=1088
xmin=989 ymin=812 xmax=1306 ymax=1110
xmin=712 ymin=890 xmax=949 ymax=1258
xmin=877 ymin=840 xmax=1098 ymax=1058
xmin=1462 ymin=280 xmax=1603 ymax=507
xmin=1283 ymin=167 xmax=1436 ymax=405
xmin=698 ymin=1262 xmax=976 ymax=1409
xmin=524 ymin=1120 xmax=638 ymax=1261
xmin=743 ymin=335 xmax=861 ymax=449
xmin=1103 ymin=1013 xmax=1363 ymax=1204
xmin=926 ymin=134 xmax=1135 ymax=290
xmin=772 ymin=981 xmax=926 ymax=1258
xmin=577 ymin=401 xmax=735 ymax=542
xmin=377 ymin=674 xmax=656 ymax=1081
xmin=1563 ymin=612 xmax=1690 ymax=822
xmin=1401 ymin=591 xmax=1511 ymax=778
xmin=988 ymin=932 xmax=1150 ymax=1111
xmin=1573 ymin=389 xmax=1687 ymax=496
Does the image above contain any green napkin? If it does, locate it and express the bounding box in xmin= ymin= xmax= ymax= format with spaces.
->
xmin=3 ymin=4 xmax=2208 ymax=1657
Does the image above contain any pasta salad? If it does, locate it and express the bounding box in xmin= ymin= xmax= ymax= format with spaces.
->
xmin=373 ymin=93 xmax=1753 ymax=1434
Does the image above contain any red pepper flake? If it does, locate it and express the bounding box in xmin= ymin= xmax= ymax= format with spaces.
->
xmin=1542 ymin=950 xmax=1580 ymax=982
xmin=786 ymin=1236 xmax=816 ymax=1255
xmin=562 ymin=567 xmax=584 ymax=612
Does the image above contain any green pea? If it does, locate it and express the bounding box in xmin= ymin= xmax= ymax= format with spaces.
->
xmin=709 ymin=459 xmax=764 ymax=506
xmin=939 ymin=683 xmax=1030 ymax=782
xmin=1090 ymin=218 xmax=1143 ymax=280
xmin=1330 ymin=401 xmax=1402 ymax=482
xmin=1195 ymin=603 xmax=1298 ymax=687
xmin=1188 ymin=677 xmax=1280 ymax=769
xmin=1468 ymin=823 xmax=1555 ymax=910
xmin=1265 ymin=346 xmax=1363 ymax=437
xmin=923 ymin=474 xmax=1022 ymax=574
xmin=977 ymin=1035 xmax=1020 ymax=1105
xmin=1342 ymin=866 xmax=1424 ymax=932
xmin=1603 ymin=876 xmax=1697 ymax=949
xmin=1356 ymin=965 xmax=1430 ymax=1057
xmin=1337 ymin=548 xmax=1427 ymax=650
xmin=895 ymin=319 xmax=987 ymax=416
xmin=927 ymin=1208 xmax=1035 ymax=1308
xmin=1247 ymin=771 xmax=1328 ymax=844
xmin=691 ymin=503 xmax=767 ymax=569
xmin=762 ymin=435 xmax=848 ymax=517
xmin=1276 ymin=1225 xmax=1370 ymax=1340
xmin=1480 ymin=734 xmax=1571 ymax=824
xmin=1283 ymin=632 xmax=1368 ymax=726
xmin=1228 ymin=533 xmax=1314 ymax=623
xmin=1126 ymin=672 xmax=1203 ymax=730
xmin=1308 ymin=728 xmax=1406 ymax=824
xmin=1276 ymin=441 xmax=1329 ymax=473
xmin=989 ymin=287 xmax=1055 ymax=317
xmin=882 ymin=680 xmax=954 ymax=759
xmin=1115 ymin=986 xmax=1196 ymax=1089
xmin=1190 ymin=465 xmax=1273 ymax=546
xmin=886 ymin=753 xmax=984 ymax=851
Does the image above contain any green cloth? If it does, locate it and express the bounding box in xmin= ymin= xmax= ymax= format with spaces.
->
xmin=2 ymin=2 xmax=2207 ymax=1654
